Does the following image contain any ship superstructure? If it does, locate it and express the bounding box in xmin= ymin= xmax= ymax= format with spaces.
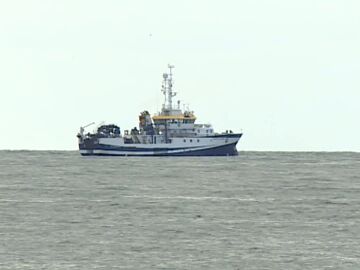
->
xmin=77 ymin=65 xmax=242 ymax=156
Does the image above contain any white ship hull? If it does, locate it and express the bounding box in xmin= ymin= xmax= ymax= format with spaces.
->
xmin=79 ymin=134 xmax=242 ymax=156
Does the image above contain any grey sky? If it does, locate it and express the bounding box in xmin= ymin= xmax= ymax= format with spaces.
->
xmin=1 ymin=0 xmax=359 ymax=151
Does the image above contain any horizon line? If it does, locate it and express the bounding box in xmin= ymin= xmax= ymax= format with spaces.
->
xmin=0 ymin=149 xmax=359 ymax=154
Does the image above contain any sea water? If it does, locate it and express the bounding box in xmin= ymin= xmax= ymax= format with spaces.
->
xmin=0 ymin=151 xmax=359 ymax=269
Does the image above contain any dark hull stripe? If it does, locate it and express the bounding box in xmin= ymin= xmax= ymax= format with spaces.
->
xmin=197 ymin=133 xmax=242 ymax=138
xmin=80 ymin=144 xmax=204 ymax=152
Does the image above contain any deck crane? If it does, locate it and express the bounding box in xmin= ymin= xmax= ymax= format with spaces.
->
xmin=78 ymin=122 xmax=95 ymax=137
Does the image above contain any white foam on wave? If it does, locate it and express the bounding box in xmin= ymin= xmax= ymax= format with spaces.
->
xmin=123 ymin=195 xmax=258 ymax=202
xmin=0 ymin=199 xmax=64 ymax=203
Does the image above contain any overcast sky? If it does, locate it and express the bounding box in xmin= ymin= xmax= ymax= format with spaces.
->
xmin=0 ymin=0 xmax=359 ymax=151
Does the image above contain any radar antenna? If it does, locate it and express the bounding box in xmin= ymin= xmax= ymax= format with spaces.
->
xmin=161 ymin=64 xmax=177 ymax=110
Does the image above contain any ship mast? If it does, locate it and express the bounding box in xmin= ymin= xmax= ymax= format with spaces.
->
xmin=161 ymin=64 xmax=177 ymax=110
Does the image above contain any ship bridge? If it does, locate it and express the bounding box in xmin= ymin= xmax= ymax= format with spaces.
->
xmin=152 ymin=112 xmax=196 ymax=124
xmin=152 ymin=111 xmax=197 ymax=137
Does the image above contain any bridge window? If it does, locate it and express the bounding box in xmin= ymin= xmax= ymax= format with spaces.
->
xmin=183 ymin=139 xmax=186 ymax=143
xmin=190 ymin=139 xmax=193 ymax=143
